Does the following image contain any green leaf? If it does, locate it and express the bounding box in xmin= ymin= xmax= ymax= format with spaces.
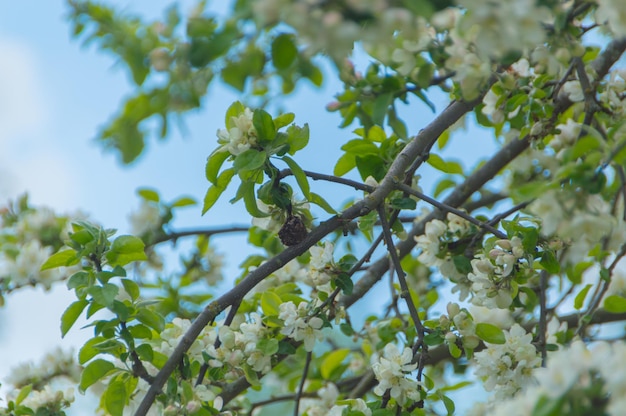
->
xmin=253 ymin=109 xmax=276 ymax=143
xmin=136 ymin=308 xmax=165 ymax=332
xmin=61 ymin=299 xmax=89 ymax=337
xmin=427 ymin=153 xmax=464 ymax=174
xmin=135 ymin=343 xmax=154 ymax=362
xmin=202 ymin=168 xmax=235 ymax=214
xmin=41 ymin=249 xmax=77 ymax=271
xmin=104 ymin=379 xmax=127 ymax=416
xmin=233 ymin=149 xmax=267 ymax=174
xmin=309 ymin=192 xmax=337 ymax=214
xmin=257 ymin=338 xmax=279 ymax=355
xmin=128 ymin=324 xmax=153 ymax=339
xmin=239 ymin=181 xmax=270 ymax=218
xmin=448 ymin=341 xmax=462 ymax=358
xmin=261 ymin=291 xmax=282 ymax=316
xmin=335 ymin=273 xmax=353 ymax=295
xmin=79 ymin=336 xmax=107 ymax=364
xmin=121 ymin=279 xmax=140 ymax=301
xmin=171 ymin=196 xmax=197 ymax=208
xmin=137 ymin=188 xmax=159 ymax=202
xmin=89 ymin=283 xmax=119 ymax=308
xmin=224 ymin=101 xmax=245 ymax=128
xmin=334 ymin=152 xmax=356 ymax=176
xmin=604 ymin=295 xmax=626 ymax=313
xmin=532 ymin=394 xmax=565 ymax=416
xmin=321 ymin=348 xmax=350 ymax=380
xmin=475 ymin=322 xmax=505 ymax=344
xmin=282 ymin=155 xmax=310 ymax=199
xmin=206 ymin=151 xmax=230 ymax=185
xmin=574 ymin=284 xmax=592 ymax=310
xmin=441 ymin=394 xmax=455 ymax=415
xmin=540 ymin=250 xmax=560 ymax=274
xmin=68 ymin=271 xmax=90 ymax=290
xmin=451 ymin=256 xmax=471 ymax=274
xmin=15 ymin=384 xmax=32 ymax=405
xmin=271 ymin=33 xmax=297 ymax=69
xmin=390 ymin=197 xmax=417 ymax=210
xmin=433 ymin=178 xmax=457 ymax=197
xmin=79 ymin=359 xmax=115 ymax=393
xmin=274 ymin=113 xmax=295 ymax=129
xmin=106 ymin=235 xmax=147 ymax=266
xmin=111 ymin=235 xmax=145 ymax=254
xmin=287 ymin=123 xmax=309 ymax=155
xmin=372 ymin=92 xmax=392 ymax=126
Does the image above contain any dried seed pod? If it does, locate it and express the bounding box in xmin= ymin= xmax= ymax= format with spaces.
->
xmin=278 ymin=214 xmax=307 ymax=246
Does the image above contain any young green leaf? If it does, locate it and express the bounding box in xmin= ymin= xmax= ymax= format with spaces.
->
xmin=41 ymin=249 xmax=78 ymax=271
xmin=271 ymin=33 xmax=297 ymax=69
xmin=475 ymin=322 xmax=505 ymax=344
xmin=79 ymin=359 xmax=115 ymax=393
xmin=61 ymin=299 xmax=89 ymax=337
xmin=202 ymin=168 xmax=235 ymax=214
xmin=574 ymin=284 xmax=592 ymax=310
xmin=253 ymin=108 xmax=276 ymax=143
xmin=282 ymin=155 xmax=310 ymax=199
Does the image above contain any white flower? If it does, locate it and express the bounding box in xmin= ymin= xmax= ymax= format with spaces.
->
xmin=474 ymin=324 xmax=541 ymax=399
xmin=309 ymin=241 xmax=334 ymax=287
xmin=216 ymin=108 xmax=258 ymax=156
xmin=278 ymin=301 xmax=324 ymax=351
xmin=415 ymin=219 xmax=447 ymax=266
xmin=563 ymin=80 xmax=584 ymax=102
xmin=128 ymin=200 xmax=161 ymax=236
xmin=596 ymin=0 xmax=626 ymax=36
xmin=2 ymin=240 xmax=64 ymax=290
xmin=371 ymin=343 xmax=421 ymax=404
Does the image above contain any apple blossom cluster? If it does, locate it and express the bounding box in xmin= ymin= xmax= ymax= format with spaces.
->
xmin=0 ymin=348 xmax=80 ymax=416
xmin=528 ymin=189 xmax=626 ymax=264
xmin=0 ymin=386 xmax=75 ymax=416
xmin=371 ymin=343 xmax=421 ymax=405
xmin=468 ymin=237 xmax=525 ymax=309
xmin=278 ymin=301 xmax=324 ymax=351
xmin=216 ymin=107 xmax=258 ymax=156
xmin=5 ymin=347 xmax=81 ymax=389
xmin=414 ymin=213 xmax=527 ymax=307
xmin=474 ymin=324 xmax=541 ymax=400
xmin=206 ymin=313 xmax=274 ymax=374
xmin=128 ymin=199 xmax=162 ymax=237
xmin=439 ymin=302 xmax=481 ymax=350
xmin=0 ymin=197 xmax=82 ymax=295
xmin=470 ymin=340 xmax=626 ymax=416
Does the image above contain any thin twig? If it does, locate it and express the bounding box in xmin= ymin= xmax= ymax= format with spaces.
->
xmin=293 ymin=351 xmax=313 ymax=416
xmin=376 ymin=206 xmax=425 ymax=335
xmin=395 ymin=182 xmax=507 ymax=239
xmin=538 ymin=270 xmax=548 ymax=367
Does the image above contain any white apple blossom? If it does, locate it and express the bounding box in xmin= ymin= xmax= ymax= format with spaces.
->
xmin=10 ymin=386 xmax=75 ymax=413
xmin=302 ymin=383 xmax=340 ymax=416
xmin=278 ymin=301 xmax=324 ymax=351
xmin=0 ymin=240 xmax=65 ymax=290
xmin=467 ymin=255 xmax=513 ymax=309
xmin=415 ymin=219 xmax=446 ymax=266
xmin=457 ymin=0 xmax=549 ymax=60
xmin=308 ymin=241 xmax=334 ymax=287
xmin=474 ymin=324 xmax=541 ymax=399
xmin=371 ymin=343 xmax=421 ymax=404
xmin=216 ymin=107 xmax=258 ymax=156
xmin=596 ymin=0 xmax=626 ymax=36
xmin=128 ymin=200 xmax=162 ymax=236
xmin=328 ymin=398 xmax=371 ymax=416
xmin=562 ymin=80 xmax=584 ymax=102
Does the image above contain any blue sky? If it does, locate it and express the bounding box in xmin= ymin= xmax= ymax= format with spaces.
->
xmin=0 ymin=0 xmax=496 ymax=411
